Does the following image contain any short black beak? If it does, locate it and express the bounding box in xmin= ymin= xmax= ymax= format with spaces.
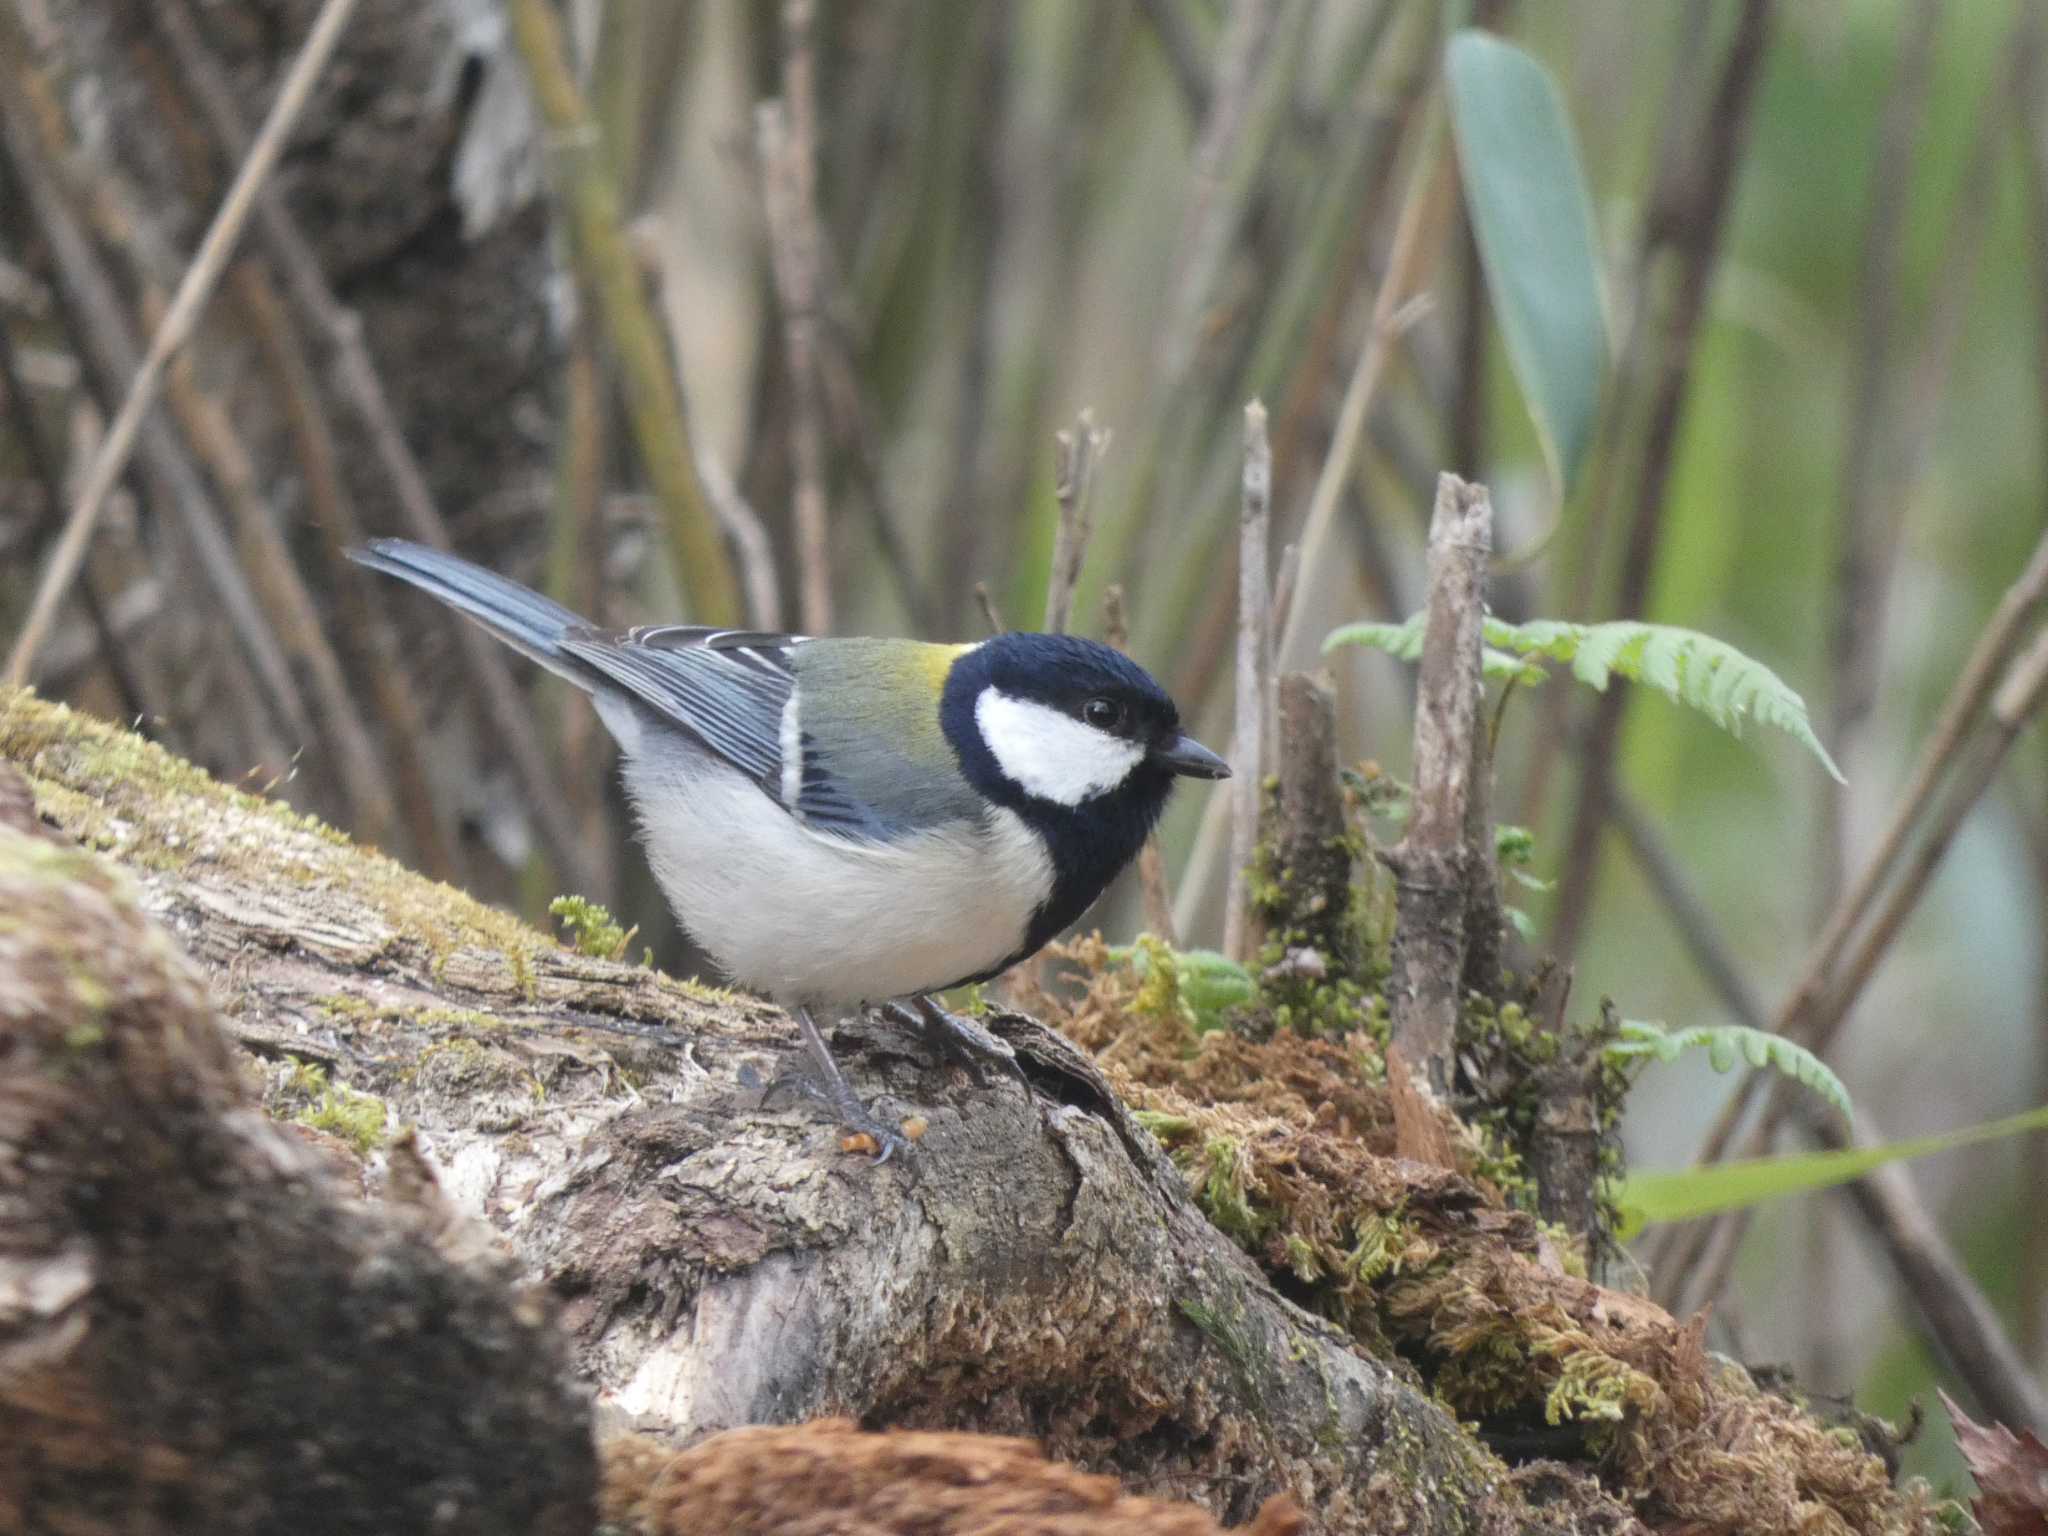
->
xmin=1152 ymin=733 xmax=1231 ymax=780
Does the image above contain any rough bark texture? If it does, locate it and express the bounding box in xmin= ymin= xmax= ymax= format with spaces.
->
xmin=7 ymin=0 xmax=557 ymax=875
xmin=1266 ymin=670 xmax=1352 ymax=969
xmin=1384 ymin=474 xmax=1492 ymax=1095
xmin=0 ymin=774 xmax=594 ymax=1535
xmin=0 ymin=689 xmax=1529 ymax=1534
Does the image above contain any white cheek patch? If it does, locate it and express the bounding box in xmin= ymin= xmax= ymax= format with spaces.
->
xmin=975 ymin=688 xmax=1146 ymax=806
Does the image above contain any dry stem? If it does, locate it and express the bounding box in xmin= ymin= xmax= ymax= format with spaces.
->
xmin=1382 ymin=473 xmax=1492 ymax=1095
xmin=5 ymin=0 xmax=357 ymax=687
xmin=1044 ymin=410 xmax=1111 ymax=635
xmin=509 ymin=0 xmax=742 ymax=630
xmin=1222 ymin=400 xmax=1272 ymax=962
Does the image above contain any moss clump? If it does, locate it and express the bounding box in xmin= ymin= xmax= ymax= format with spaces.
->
xmin=549 ymin=894 xmax=637 ymax=961
xmin=1452 ymin=989 xmax=1629 ymax=1233
xmin=283 ymin=1060 xmax=388 ymax=1157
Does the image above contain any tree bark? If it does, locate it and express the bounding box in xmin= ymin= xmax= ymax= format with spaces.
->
xmin=0 ymin=689 xmax=1525 ymax=1534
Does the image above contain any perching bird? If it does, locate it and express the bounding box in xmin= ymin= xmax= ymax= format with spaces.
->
xmin=351 ymin=539 xmax=1228 ymax=1157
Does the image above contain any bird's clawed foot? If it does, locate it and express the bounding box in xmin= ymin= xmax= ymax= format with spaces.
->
xmin=880 ymin=994 xmax=1029 ymax=1094
xmin=758 ymin=1005 xmax=908 ymax=1163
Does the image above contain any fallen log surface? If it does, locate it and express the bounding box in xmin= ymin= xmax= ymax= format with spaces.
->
xmin=0 ymin=690 xmax=1523 ymax=1533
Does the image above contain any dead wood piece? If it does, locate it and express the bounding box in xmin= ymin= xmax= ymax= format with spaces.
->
xmin=601 ymin=1421 xmax=1306 ymax=1536
xmin=0 ymin=689 xmax=1526 ymax=1535
xmin=1384 ymin=473 xmax=1493 ymax=1095
xmin=0 ymin=810 xmax=593 ymax=1536
xmin=1267 ymin=669 xmax=1353 ymax=967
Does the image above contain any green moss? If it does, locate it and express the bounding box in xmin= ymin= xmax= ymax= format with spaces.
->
xmin=1343 ymin=1212 xmax=1410 ymax=1285
xmin=0 ymin=691 xmax=712 ymax=1014
xmin=284 ymin=1060 xmax=388 ymax=1157
xmin=1177 ymin=1290 xmax=1258 ymax=1390
xmin=1195 ymin=1135 xmax=1267 ymax=1241
xmin=549 ymin=894 xmax=636 ymax=961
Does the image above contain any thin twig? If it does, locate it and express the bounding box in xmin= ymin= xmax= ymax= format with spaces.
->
xmin=1159 ymin=0 xmax=1282 ymax=390
xmin=4 ymin=0 xmax=358 ymax=687
xmin=1546 ymin=0 xmax=1773 ymax=960
xmin=544 ymin=309 xmax=617 ymax=895
xmin=1172 ymin=106 xmax=1449 ymax=941
xmin=1105 ymin=583 xmax=1178 ymax=945
xmin=156 ymin=292 xmax=396 ymax=845
xmin=1515 ymin=0 xmax=1736 ymax=832
xmin=1269 ymin=540 xmax=1301 ymax=655
xmin=0 ymin=312 xmax=157 ymax=725
xmin=1658 ymin=617 xmax=2048 ymax=1305
xmin=1612 ymin=743 xmax=2048 ymax=1426
xmin=812 ymin=332 xmax=937 ymax=634
xmin=0 ymin=64 xmax=311 ymax=750
xmin=1820 ymin=0 xmax=1944 ymax=914
xmin=1222 ymin=400 xmax=1272 ymax=962
xmin=1135 ymin=0 xmax=1213 ymax=122
xmin=1273 ymin=108 xmax=1453 ymax=668
xmin=234 ymin=264 xmax=461 ymax=879
xmin=973 ymin=582 xmax=1007 ymax=637
xmin=509 ymin=0 xmax=743 ymax=629
xmin=1665 ymin=520 xmax=2048 ymax=1203
xmin=1824 ymin=1109 xmax=2048 ymax=1433
xmin=152 ymin=0 xmax=606 ymax=896
xmin=1044 ymin=410 xmax=1111 ymax=634
xmin=757 ymin=1 xmax=832 ymax=633
xmin=694 ymin=448 xmax=783 ymax=630
xmin=1612 ymin=790 xmax=1770 ymax=1033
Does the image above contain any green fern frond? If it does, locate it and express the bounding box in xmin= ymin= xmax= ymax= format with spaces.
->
xmin=1483 ymin=618 xmax=1843 ymax=781
xmin=1608 ymin=1019 xmax=1851 ymax=1120
xmin=1323 ymin=615 xmax=1550 ymax=686
xmin=1324 ymin=613 xmax=1843 ymax=781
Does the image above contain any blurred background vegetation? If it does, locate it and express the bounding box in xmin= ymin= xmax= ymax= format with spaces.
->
xmin=2 ymin=0 xmax=2044 ymax=1496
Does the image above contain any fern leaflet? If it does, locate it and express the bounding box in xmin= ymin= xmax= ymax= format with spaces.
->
xmin=1607 ymin=1019 xmax=1851 ymax=1120
xmin=1325 ymin=614 xmax=1843 ymax=781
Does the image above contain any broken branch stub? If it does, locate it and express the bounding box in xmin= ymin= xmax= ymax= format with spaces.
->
xmin=1266 ymin=670 xmax=1354 ymax=970
xmin=1384 ymin=473 xmax=1494 ymax=1096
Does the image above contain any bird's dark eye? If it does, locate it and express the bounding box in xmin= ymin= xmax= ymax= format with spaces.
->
xmin=1082 ymin=696 xmax=1124 ymax=731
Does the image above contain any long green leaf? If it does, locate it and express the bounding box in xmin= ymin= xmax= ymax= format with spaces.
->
xmin=1614 ymin=1103 xmax=2048 ymax=1240
xmin=1444 ymin=30 xmax=1608 ymax=491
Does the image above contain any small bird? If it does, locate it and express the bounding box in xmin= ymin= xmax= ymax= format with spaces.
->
xmin=351 ymin=539 xmax=1228 ymax=1157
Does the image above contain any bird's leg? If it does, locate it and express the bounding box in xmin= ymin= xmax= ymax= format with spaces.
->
xmin=882 ymin=994 xmax=1028 ymax=1093
xmin=763 ymin=1005 xmax=906 ymax=1163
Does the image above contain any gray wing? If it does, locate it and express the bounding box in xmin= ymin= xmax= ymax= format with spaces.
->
xmin=564 ymin=627 xmax=909 ymax=841
xmin=559 ymin=625 xmax=798 ymax=795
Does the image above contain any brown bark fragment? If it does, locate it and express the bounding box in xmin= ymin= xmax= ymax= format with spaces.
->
xmin=1385 ymin=474 xmax=1493 ymax=1095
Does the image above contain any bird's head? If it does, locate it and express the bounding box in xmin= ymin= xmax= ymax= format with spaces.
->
xmin=939 ymin=632 xmax=1228 ymax=817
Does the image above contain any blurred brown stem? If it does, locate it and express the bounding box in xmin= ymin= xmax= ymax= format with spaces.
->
xmin=1222 ymin=401 xmax=1273 ymax=963
xmin=757 ymin=0 xmax=832 ymax=634
xmin=509 ymin=0 xmax=742 ymax=630
xmin=1546 ymin=0 xmax=1773 ymax=961
xmin=155 ymin=287 xmax=395 ymax=846
xmin=234 ymin=264 xmax=460 ymax=879
xmin=3 ymin=0 xmax=358 ymax=688
xmin=1105 ymin=583 xmax=1178 ymax=945
xmin=1650 ymin=519 xmax=2048 ymax=1289
xmin=1044 ymin=411 xmax=1111 ymax=635
xmin=151 ymin=0 xmax=604 ymax=898
xmin=0 ymin=59 xmax=311 ymax=753
xmin=1819 ymin=0 xmax=1944 ymax=917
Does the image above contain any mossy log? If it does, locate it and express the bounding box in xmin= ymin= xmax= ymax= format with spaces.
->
xmin=0 ymin=690 xmax=1535 ymax=1533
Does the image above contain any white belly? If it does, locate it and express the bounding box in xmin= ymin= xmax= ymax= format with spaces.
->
xmin=617 ymin=749 xmax=1054 ymax=1006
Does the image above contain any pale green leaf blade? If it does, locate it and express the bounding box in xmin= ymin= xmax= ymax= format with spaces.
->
xmin=1614 ymin=1103 xmax=2048 ymax=1239
xmin=1445 ymin=31 xmax=1608 ymax=491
